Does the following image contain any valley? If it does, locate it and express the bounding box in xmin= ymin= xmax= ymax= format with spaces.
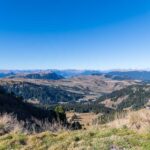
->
xmin=0 ymin=74 xmax=137 ymax=104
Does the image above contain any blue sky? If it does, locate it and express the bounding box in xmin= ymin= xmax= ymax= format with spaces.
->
xmin=0 ymin=0 xmax=150 ymax=70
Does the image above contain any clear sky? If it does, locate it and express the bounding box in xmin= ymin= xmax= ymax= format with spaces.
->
xmin=0 ymin=0 xmax=150 ymax=70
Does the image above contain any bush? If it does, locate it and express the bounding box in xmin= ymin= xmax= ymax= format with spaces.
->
xmin=55 ymin=105 xmax=65 ymax=114
xmin=70 ymin=121 xmax=82 ymax=130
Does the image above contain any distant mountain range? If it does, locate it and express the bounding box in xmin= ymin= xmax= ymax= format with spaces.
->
xmin=1 ymin=70 xmax=150 ymax=81
xmin=55 ymin=70 xmax=150 ymax=81
xmin=107 ymin=71 xmax=150 ymax=81
xmin=0 ymin=72 xmax=15 ymax=78
xmin=9 ymin=72 xmax=64 ymax=80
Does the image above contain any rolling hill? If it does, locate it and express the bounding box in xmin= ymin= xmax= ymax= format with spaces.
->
xmin=98 ymin=84 xmax=150 ymax=110
xmin=0 ymin=87 xmax=67 ymax=131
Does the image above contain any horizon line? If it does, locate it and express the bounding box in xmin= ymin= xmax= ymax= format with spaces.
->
xmin=1 ymin=68 xmax=150 ymax=72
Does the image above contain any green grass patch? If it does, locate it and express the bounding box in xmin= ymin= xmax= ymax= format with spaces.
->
xmin=0 ymin=128 xmax=150 ymax=150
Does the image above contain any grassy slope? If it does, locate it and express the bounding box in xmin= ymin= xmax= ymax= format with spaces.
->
xmin=0 ymin=99 xmax=150 ymax=150
xmin=0 ymin=128 xmax=150 ymax=150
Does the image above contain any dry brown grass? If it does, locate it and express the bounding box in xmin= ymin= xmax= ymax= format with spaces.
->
xmin=31 ymin=118 xmax=68 ymax=133
xmin=0 ymin=113 xmax=23 ymax=135
xmin=67 ymin=112 xmax=97 ymax=128
xmin=107 ymin=109 xmax=150 ymax=133
xmin=0 ymin=114 xmax=68 ymax=136
xmin=101 ymin=95 xmax=129 ymax=109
